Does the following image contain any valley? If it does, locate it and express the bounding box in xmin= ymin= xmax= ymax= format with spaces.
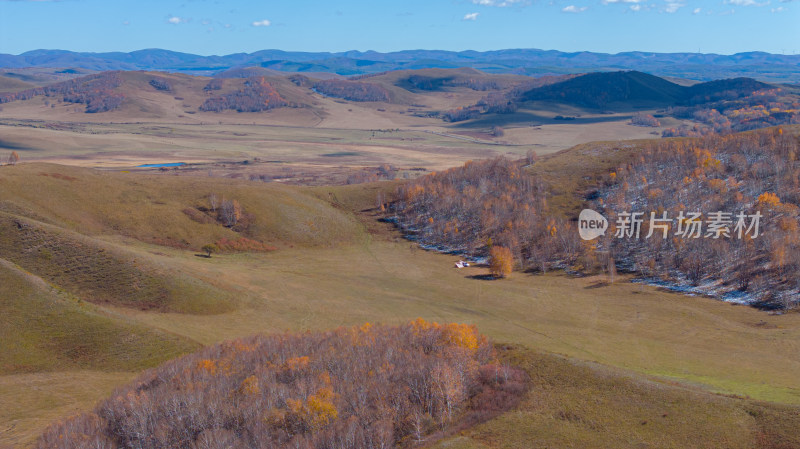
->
xmin=1 ymin=61 xmax=799 ymax=448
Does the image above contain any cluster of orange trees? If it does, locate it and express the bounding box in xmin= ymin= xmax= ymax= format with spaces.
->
xmin=36 ymin=322 xmax=526 ymax=449
xmin=666 ymin=88 xmax=799 ymax=136
xmin=200 ymin=77 xmax=287 ymax=112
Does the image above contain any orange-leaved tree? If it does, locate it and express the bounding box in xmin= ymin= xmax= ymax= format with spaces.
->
xmin=489 ymin=246 xmax=513 ymax=278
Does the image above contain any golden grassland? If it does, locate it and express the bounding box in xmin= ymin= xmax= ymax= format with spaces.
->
xmin=0 ymin=259 xmax=200 ymax=374
xmin=0 ymin=67 xmax=676 ymax=173
xmin=433 ymin=346 xmax=800 ymax=449
xmin=1 ymin=158 xmax=800 ymax=447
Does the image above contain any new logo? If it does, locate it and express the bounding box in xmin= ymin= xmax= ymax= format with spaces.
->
xmin=578 ymin=209 xmax=608 ymax=241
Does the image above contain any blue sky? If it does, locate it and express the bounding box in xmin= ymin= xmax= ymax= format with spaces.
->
xmin=0 ymin=0 xmax=797 ymax=55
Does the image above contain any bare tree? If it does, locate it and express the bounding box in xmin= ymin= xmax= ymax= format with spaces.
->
xmin=208 ymin=193 xmax=219 ymax=212
xmin=219 ymin=199 xmax=241 ymax=227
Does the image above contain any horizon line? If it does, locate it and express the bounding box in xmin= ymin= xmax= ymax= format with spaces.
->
xmin=3 ymin=47 xmax=796 ymax=58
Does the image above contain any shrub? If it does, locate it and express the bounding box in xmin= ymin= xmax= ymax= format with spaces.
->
xmin=148 ymin=78 xmax=172 ymax=92
xmin=201 ymin=243 xmax=217 ymax=257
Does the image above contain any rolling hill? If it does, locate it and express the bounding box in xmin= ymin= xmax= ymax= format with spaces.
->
xmin=519 ymin=70 xmax=774 ymax=109
xmin=0 ymin=257 xmax=200 ymax=374
xmin=0 ymin=163 xmax=364 ymax=251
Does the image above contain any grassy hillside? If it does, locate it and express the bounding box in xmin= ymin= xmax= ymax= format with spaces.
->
xmin=519 ymin=70 xmax=778 ymax=111
xmin=521 ymin=70 xmax=687 ymax=108
xmin=434 ymin=346 xmax=800 ymax=449
xmin=0 ymin=212 xmax=233 ymax=313
xmin=0 ymin=75 xmax=35 ymax=92
xmin=0 ymin=163 xmax=365 ymax=250
xmin=0 ymin=258 xmax=200 ymax=374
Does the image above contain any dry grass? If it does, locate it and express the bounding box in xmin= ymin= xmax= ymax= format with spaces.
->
xmin=0 ymin=163 xmax=364 ymax=250
xmin=433 ymin=346 xmax=800 ymax=449
xmin=0 ymin=212 xmax=234 ymax=313
xmin=97 ymin=231 xmax=800 ymax=406
xmin=0 ymin=258 xmax=200 ymax=374
xmin=2 ymin=148 xmax=800 ymax=448
xmin=0 ymin=371 xmax=136 ymax=448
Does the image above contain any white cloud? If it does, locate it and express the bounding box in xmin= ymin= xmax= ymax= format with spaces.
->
xmin=562 ymin=4 xmax=588 ymax=12
xmin=664 ymin=2 xmax=684 ymax=12
xmin=252 ymin=19 xmax=271 ymax=27
xmin=602 ymin=0 xmax=642 ymax=4
xmin=725 ymin=0 xmax=769 ymax=5
xmin=463 ymin=12 xmax=480 ymax=20
xmin=472 ymin=0 xmax=528 ymax=6
xmin=693 ymin=7 xmax=701 ymax=13
xmin=630 ymin=4 xmax=641 ymax=10
xmin=771 ymin=5 xmax=786 ymax=10
xmin=167 ymin=16 xmax=186 ymax=24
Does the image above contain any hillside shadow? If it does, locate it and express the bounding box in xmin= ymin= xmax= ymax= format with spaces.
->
xmin=452 ymin=111 xmax=635 ymax=129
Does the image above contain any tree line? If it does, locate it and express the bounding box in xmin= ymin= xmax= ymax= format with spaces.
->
xmin=393 ymin=128 xmax=800 ymax=309
xmin=0 ymin=71 xmax=125 ymax=113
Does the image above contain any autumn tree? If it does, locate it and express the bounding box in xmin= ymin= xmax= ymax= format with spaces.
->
xmin=8 ymin=151 xmax=19 ymax=165
xmin=489 ymin=246 xmax=514 ymax=278
xmin=201 ymin=243 xmax=217 ymax=258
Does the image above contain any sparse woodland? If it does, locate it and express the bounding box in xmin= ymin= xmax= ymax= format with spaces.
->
xmin=596 ymin=128 xmax=800 ymax=308
xmin=35 ymin=322 xmax=526 ymax=449
xmin=394 ymin=128 xmax=800 ymax=309
xmin=200 ymin=77 xmax=287 ymax=112
xmin=663 ymin=88 xmax=799 ymax=137
xmin=0 ymin=71 xmax=125 ymax=113
xmin=394 ymin=157 xmax=577 ymax=272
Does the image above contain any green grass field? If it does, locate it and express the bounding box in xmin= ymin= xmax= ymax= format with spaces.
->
xmin=2 ymin=163 xmax=800 ymax=448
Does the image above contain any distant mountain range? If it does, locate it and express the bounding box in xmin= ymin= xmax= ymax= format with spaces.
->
xmin=1 ymin=49 xmax=799 ymax=83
